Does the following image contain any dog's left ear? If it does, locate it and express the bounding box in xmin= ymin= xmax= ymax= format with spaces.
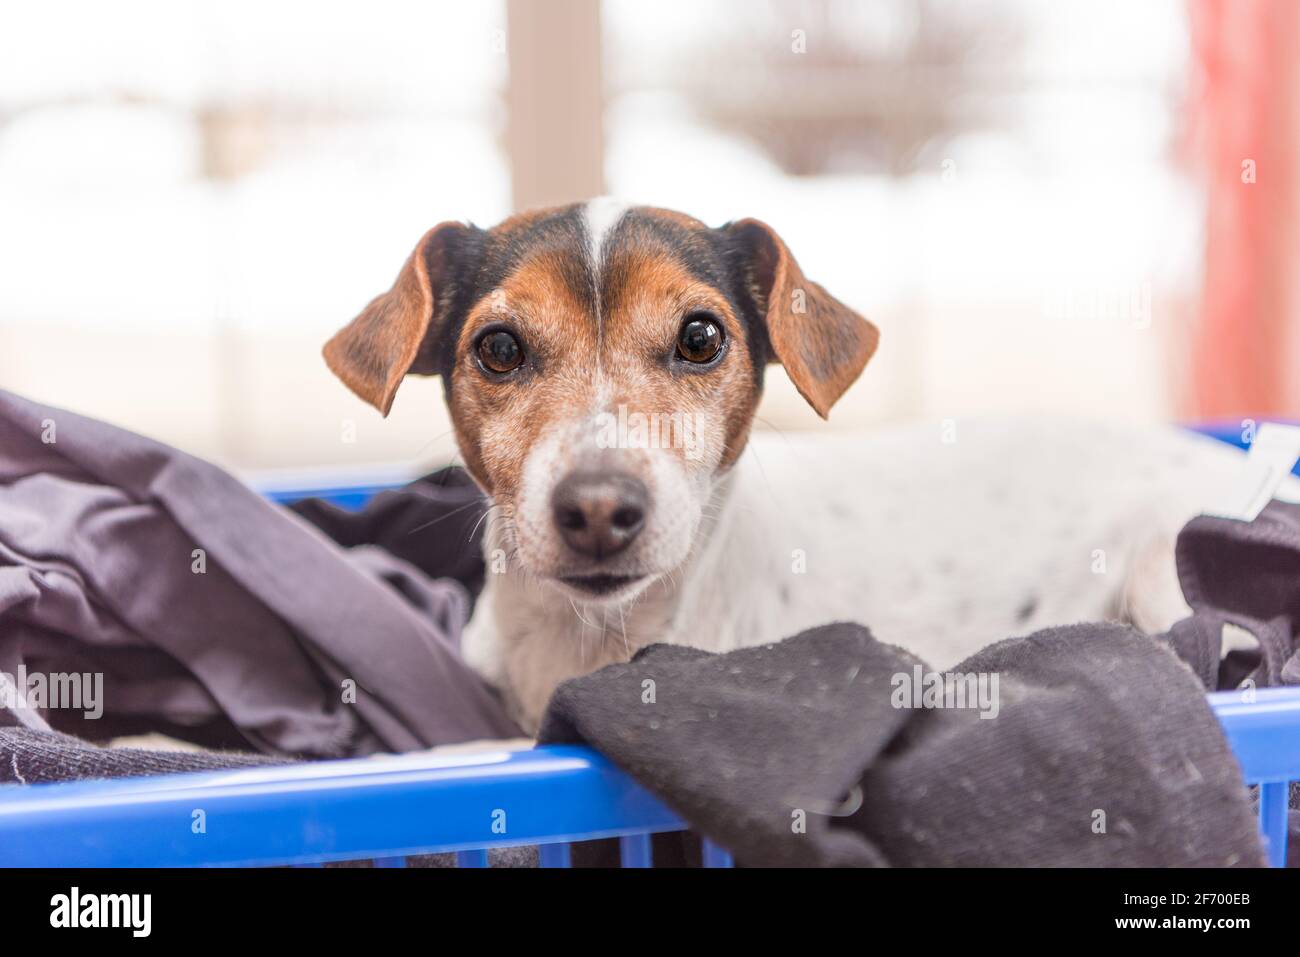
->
xmin=724 ymin=218 xmax=879 ymax=418
xmin=323 ymin=222 xmax=472 ymax=416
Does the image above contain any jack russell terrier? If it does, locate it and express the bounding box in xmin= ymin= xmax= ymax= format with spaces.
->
xmin=325 ymin=200 xmax=1263 ymax=732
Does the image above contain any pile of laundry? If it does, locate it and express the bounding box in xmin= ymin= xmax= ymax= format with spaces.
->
xmin=1 ymin=389 xmax=1296 ymax=866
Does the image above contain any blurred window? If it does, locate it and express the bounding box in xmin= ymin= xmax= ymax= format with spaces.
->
xmin=603 ymin=0 xmax=1193 ymax=427
xmin=0 ymin=0 xmax=508 ymax=465
xmin=0 ymin=0 xmax=1202 ymax=468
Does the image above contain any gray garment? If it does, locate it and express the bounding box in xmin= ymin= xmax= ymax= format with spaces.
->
xmin=540 ymin=622 xmax=1265 ymax=867
xmin=1172 ymin=498 xmax=1300 ymax=688
xmin=0 ymin=389 xmax=519 ymax=757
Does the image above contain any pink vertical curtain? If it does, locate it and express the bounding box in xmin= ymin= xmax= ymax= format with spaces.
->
xmin=1185 ymin=0 xmax=1300 ymax=420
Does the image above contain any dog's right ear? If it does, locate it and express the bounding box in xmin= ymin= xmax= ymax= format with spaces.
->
xmin=722 ymin=218 xmax=879 ymax=419
xmin=323 ymin=222 xmax=473 ymax=416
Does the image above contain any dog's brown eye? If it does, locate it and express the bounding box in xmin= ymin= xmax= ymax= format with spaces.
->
xmin=477 ymin=330 xmax=524 ymax=374
xmin=676 ymin=315 xmax=723 ymax=364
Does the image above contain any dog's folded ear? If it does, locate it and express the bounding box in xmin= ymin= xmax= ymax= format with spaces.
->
xmin=323 ymin=222 xmax=472 ymax=416
xmin=724 ymin=218 xmax=879 ymax=418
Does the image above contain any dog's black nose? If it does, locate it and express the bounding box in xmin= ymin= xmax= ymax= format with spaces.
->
xmin=551 ymin=471 xmax=648 ymax=559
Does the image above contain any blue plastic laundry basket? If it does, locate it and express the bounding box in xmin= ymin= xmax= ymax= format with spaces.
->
xmin=0 ymin=425 xmax=1297 ymax=868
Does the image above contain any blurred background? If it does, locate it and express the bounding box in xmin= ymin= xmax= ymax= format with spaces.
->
xmin=1 ymin=0 xmax=1295 ymax=477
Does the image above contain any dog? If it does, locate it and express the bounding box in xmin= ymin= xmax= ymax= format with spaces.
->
xmin=324 ymin=199 xmax=1263 ymax=732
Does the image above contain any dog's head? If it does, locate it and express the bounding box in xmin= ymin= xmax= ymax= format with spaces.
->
xmin=324 ymin=201 xmax=878 ymax=604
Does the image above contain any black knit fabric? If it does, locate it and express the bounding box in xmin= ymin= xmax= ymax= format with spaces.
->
xmin=0 ymin=728 xmax=285 ymax=784
xmin=540 ymin=622 xmax=1265 ymax=867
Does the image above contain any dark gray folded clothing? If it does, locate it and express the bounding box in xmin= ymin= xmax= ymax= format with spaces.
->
xmin=539 ymin=622 xmax=1264 ymax=867
xmin=289 ymin=467 xmax=489 ymax=606
xmin=1160 ymin=497 xmax=1300 ymax=863
xmin=1172 ymin=499 xmax=1300 ymax=689
xmin=0 ymin=389 xmax=519 ymax=758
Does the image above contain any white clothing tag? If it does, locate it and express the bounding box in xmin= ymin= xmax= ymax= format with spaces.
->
xmin=1205 ymin=422 xmax=1300 ymax=521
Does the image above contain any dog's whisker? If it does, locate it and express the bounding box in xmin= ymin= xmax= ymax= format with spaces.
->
xmin=467 ymin=502 xmax=499 ymax=542
xmin=740 ymin=438 xmax=784 ymax=507
xmin=656 ymin=567 xmax=679 ymax=597
xmin=403 ymin=498 xmax=490 ymax=537
xmin=617 ymin=604 xmax=630 ymax=659
xmin=567 ymin=597 xmax=597 ymax=631
xmin=753 ymin=415 xmax=796 ymax=445
xmin=407 ymin=426 xmax=458 ymax=459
